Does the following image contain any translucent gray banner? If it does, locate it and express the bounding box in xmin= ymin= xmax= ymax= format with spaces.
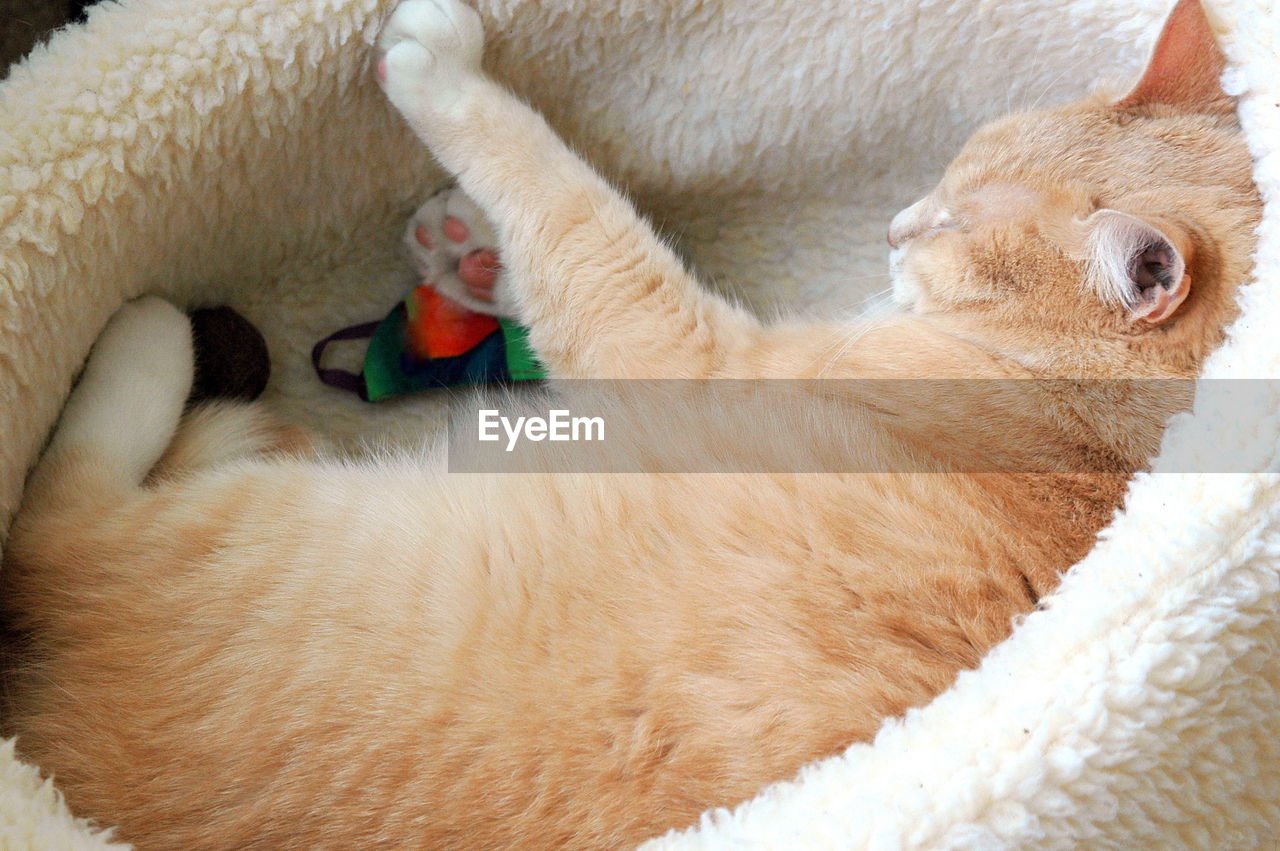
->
xmin=443 ymin=380 xmax=1275 ymax=473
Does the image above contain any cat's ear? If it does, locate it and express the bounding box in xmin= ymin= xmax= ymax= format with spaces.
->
xmin=1116 ymin=0 xmax=1232 ymax=114
xmin=1086 ymin=210 xmax=1190 ymax=324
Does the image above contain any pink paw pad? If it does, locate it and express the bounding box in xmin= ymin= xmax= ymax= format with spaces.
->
xmin=443 ymin=217 xmax=471 ymax=244
xmin=375 ymin=57 xmax=388 ymax=83
xmin=459 ymin=249 xmax=501 ymax=300
xmin=414 ymin=225 xmax=433 ymax=249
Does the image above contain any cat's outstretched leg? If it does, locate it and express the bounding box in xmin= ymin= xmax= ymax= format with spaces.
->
xmin=377 ymin=0 xmax=760 ymax=378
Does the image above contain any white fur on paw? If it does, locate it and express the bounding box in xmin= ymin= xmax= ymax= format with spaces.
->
xmin=53 ymin=296 xmax=194 ymax=481
xmin=82 ymin=297 xmax=193 ymax=401
xmin=378 ymin=0 xmax=485 ymax=116
xmin=404 ymin=186 xmax=515 ymax=318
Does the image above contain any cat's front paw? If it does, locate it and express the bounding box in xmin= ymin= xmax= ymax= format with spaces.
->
xmin=377 ymin=0 xmax=485 ymax=115
xmin=405 ymin=186 xmax=515 ymax=318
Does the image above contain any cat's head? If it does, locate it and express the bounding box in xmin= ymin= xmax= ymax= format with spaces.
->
xmin=887 ymin=0 xmax=1258 ymax=375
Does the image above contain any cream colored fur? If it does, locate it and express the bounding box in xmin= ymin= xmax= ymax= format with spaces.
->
xmin=0 ymin=0 xmax=1277 ymax=847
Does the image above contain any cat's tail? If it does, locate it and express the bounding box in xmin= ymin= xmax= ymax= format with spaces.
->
xmin=24 ymin=296 xmax=194 ymax=511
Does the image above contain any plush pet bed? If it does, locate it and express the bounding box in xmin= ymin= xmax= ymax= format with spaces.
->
xmin=1 ymin=0 xmax=1277 ymax=845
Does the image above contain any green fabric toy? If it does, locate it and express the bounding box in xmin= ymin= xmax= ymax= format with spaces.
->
xmin=312 ymin=283 xmax=544 ymax=402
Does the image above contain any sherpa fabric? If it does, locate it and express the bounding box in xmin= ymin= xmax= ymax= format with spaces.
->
xmin=0 ymin=0 xmax=1275 ymax=846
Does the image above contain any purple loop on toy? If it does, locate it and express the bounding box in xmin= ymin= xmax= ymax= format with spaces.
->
xmin=311 ymin=321 xmax=380 ymax=401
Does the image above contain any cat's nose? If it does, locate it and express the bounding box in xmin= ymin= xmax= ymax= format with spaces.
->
xmin=887 ymin=211 xmax=919 ymax=249
xmin=886 ymin=223 xmax=906 ymax=250
xmin=888 ymin=200 xmax=927 ymax=249
xmin=888 ymin=196 xmax=949 ymax=249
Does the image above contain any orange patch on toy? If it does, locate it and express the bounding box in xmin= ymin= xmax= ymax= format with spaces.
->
xmin=405 ymin=285 xmax=499 ymax=360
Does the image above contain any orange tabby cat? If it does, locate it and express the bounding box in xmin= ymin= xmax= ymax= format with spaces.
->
xmin=0 ymin=0 xmax=1258 ymax=847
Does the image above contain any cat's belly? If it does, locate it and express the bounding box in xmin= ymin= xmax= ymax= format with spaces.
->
xmin=4 ymin=462 xmax=1074 ymax=848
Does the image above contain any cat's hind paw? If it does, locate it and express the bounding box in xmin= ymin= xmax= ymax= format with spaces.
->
xmin=50 ymin=296 xmax=194 ymax=484
xmin=404 ymin=186 xmax=514 ymax=318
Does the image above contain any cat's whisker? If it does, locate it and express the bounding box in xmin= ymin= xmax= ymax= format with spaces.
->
xmin=810 ymin=311 xmax=892 ymax=377
xmin=807 ymin=320 xmax=864 ymax=360
xmin=1020 ymin=53 xmax=1095 ymax=115
xmin=815 ymin=320 xmax=882 ymax=378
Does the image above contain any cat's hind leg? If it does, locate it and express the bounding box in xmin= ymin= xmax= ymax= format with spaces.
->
xmin=2 ymin=296 xmax=195 ymax=623
xmin=4 ymin=298 xmax=310 ymax=625
xmin=23 ymin=296 xmax=194 ymax=513
xmin=378 ymin=0 xmax=761 ymax=378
